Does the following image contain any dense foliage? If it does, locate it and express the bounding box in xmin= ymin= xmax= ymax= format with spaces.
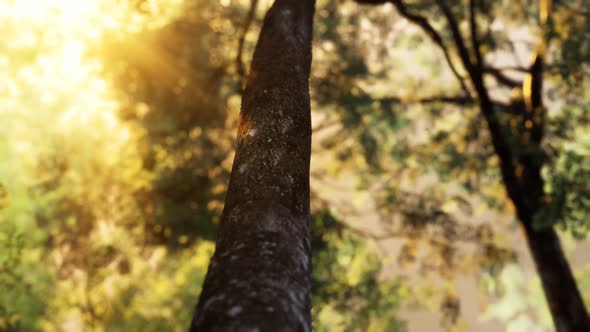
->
xmin=1 ymin=0 xmax=589 ymax=331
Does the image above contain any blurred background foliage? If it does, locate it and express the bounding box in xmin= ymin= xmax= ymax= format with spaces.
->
xmin=0 ymin=0 xmax=589 ymax=331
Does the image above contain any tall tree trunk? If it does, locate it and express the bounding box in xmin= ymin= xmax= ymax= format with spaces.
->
xmin=474 ymin=103 xmax=590 ymax=331
xmin=354 ymin=1 xmax=589 ymax=330
xmin=522 ymin=223 xmax=590 ymax=331
xmin=190 ymin=1 xmax=315 ymax=331
xmin=492 ymin=52 xmax=590 ymax=331
xmin=477 ymin=90 xmax=589 ymax=332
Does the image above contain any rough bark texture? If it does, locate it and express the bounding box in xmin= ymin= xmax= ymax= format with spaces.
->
xmin=190 ymin=0 xmax=315 ymax=331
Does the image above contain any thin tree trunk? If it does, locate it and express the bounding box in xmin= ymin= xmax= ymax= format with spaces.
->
xmin=354 ymin=1 xmax=590 ymax=330
xmin=490 ymin=54 xmax=589 ymax=331
xmin=190 ymin=1 xmax=315 ymax=331
xmin=523 ymin=223 xmax=590 ymax=331
xmin=479 ymin=98 xmax=590 ymax=332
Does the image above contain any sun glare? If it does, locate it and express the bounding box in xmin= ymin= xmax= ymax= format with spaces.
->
xmin=0 ymin=0 xmax=186 ymax=151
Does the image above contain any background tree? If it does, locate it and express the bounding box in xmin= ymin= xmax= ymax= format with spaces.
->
xmin=349 ymin=0 xmax=590 ymax=330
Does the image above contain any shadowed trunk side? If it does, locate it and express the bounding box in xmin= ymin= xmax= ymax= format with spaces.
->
xmin=190 ymin=0 xmax=316 ymax=331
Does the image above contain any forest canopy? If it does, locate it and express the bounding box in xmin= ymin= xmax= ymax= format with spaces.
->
xmin=1 ymin=0 xmax=589 ymax=331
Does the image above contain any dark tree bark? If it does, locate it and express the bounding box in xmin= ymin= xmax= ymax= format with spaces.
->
xmin=523 ymin=224 xmax=590 ymax=331
xmin=355 ymin=1 xmax=590 ymax=331
xmin=190 ymin=1 xmax=316 ymax=331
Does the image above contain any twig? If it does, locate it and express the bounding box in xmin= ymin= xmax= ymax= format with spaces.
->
xmin=236 ymin=0 xmax=259 ymax=93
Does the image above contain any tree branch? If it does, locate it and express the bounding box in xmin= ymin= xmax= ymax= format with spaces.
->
xmin=484 ymin=67 xmax=521 ymax=87
xmin=390 ymin=0 xmax=471 ymax=97
xmin=435 ymin=0 xmax=477 ymax=82
xmin=376 ymin=95 xmax=475 ymax=105
xmin=354 ymin=0 xmax=526 ymax=221
xmin=236 ymin=0 xmax=259 ymax=93
xmin=489 ymin=65 xmax=529 ymax=73
xmin=432 ymin=0 xmax=530 ymax=223
xmin=355 ymin=0 xmax=471 ymax=97
xmin=469 ymin=0 xmax=484 ymax=70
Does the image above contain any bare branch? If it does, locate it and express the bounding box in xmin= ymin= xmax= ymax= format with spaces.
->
xmin=484 ymin=67 xmax=521 ymax=87
xmin=389 ymin=0 xmax=471 ymax=97
xmin=236 ymin=0 xmax=259 ymax=93
xmin=432 ymin=1 xmax=529 ymax=226
xmin=435 ymin=0 xmax=477 ymax=83
xmin=376 ymin=95 xmax=475 ymax=105
xmin=355 ymin=0 xmax=472 ymax=97
xmin=311 ymin=94 xmax=474 ymax=133
xmin=469 ymin=0 xmax=484 ymax=70
xmin=491 ymin=65 xmax=529 ymax=72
